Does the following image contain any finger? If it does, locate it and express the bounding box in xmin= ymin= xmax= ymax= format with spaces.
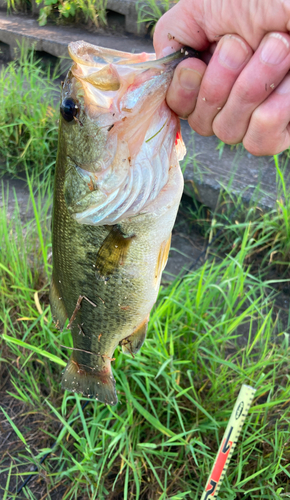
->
xmin=213 ymin=32 xmax=290 ymax=144
xmin=153 ymin=0 xmax=209 ymax=58
xmin=186 ymin=34 xmax=253 ymax=136
xmin=166 ymin=57 xmax=207 ymax=118
xmin=243 ymin=72 xmax=290 ymax=155
xmin=154 ymin=0 xmax=290 ymax=57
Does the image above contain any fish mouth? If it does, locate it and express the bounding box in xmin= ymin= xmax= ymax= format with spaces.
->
xmin=68 ymin=41 xmax=199 ymax=69
xmin=68 ymin=41 xmax=199 ymax=93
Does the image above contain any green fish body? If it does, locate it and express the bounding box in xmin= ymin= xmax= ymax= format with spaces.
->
xmin=50 ymin=42 xmax=189 ymax=405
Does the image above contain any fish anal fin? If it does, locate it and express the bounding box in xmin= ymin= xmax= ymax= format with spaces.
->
xmin=62 ymin=355 xmax=118 ymax=405
xmin=49 ymin=277 xmax=68 ymax=330
xmin=96 ymin=225 xmax=135 ymax=280
xmin=121 ymin=315 xmax=149 ymax=355
xmin=154 ymin=235 xmax=171 ymax=285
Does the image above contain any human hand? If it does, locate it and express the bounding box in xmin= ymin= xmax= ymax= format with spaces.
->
xmin=154 ymin=0 xmax=290 ymax=156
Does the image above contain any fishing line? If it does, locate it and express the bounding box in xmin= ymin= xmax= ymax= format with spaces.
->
xmin=16 ymin=398 xmax=91 ymax=495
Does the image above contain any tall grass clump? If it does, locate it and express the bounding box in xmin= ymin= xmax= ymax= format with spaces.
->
xmin=136 ymin=0 xmax=178 ymax=34
xmin=186 ymin=152 xmax=290 ymax=271
xmin=0 ymin=46 xmax=59 ymax=183
xmin=6 ymin=0 xmax=30 ymax=13
xmin=1 ymin=182 xmax=290 ymax=498
xmin=37 ymin=0 xmax=108 ymax=27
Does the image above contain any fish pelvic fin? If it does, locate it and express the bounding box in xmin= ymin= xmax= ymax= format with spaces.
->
xmin=62 ymin=355 xmax=118 ymax=406
xmin=49 ymin=276 xmax=68 ymax=330
xmin=121 ymin=315 xmax=149 ymax=356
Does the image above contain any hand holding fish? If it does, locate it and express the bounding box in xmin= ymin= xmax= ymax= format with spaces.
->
xmin=153 ymin=0 xmax=290 ymax=156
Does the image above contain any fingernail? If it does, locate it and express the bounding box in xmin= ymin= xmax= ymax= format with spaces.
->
xmin=179 ymin=68 xmax=202 ymax=90
xmin=218 ymin=35 xmax=249 ymax=70
xmin=261 ymin=33 xmax=290 ymax=65
xmin=276 ymin=73 xmax=290 ymax=94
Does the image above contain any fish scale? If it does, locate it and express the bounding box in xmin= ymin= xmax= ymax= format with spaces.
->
xmin=50 ymin=43 xmax=198 ymax=405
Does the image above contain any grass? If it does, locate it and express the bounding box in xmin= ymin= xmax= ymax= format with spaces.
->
xmin=6 ymin=0 xmax=30 ymax=14
xmin=1 ymin=173 xmax=290 ymax=499
xmin=6 ymin=0 xmax=108 ymax=27
xmin=181 ymin=140 xmax=290 ymax=272
xmin=37 ymin=0 xmax=108 ymax=28
xmin=136 ymin=0 xmax=178 ymax=34
xmin=220 ymin=155 xmax=290 ymax=268
xmin=0 ymin=46 xmax=60 ymax=183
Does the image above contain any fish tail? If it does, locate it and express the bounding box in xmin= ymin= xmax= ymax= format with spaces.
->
xmin=62 ymin=356 xmax=118 ymax=405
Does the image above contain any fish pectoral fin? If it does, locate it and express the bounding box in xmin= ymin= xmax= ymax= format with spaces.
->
xmin=121 ymin=315 xmax=149 ymax=356
xmin=96 ymin=225 xmax=135 ymax=280
xmin=49 ymin=277 xmax=68 ymax=330
xmin=62 ymin=355 xmax=118 ymax=406
xmin=154 ymin=235 xmax=171 ymax=284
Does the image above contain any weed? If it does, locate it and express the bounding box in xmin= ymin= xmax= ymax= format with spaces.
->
xmin=216 ymin=140 xmax=243 ymax=159
xmin=184 ymin=144 xmax=290 ymax=271
xmin=136 ymin=0 xmax=178 ymax=34
xmin=6 ymin=0 xmax=30 ymax=13
xmin=37 ymin=0 xmax=107 ymax=27
xmin=0 ymin=46 xmax=59 ymax=183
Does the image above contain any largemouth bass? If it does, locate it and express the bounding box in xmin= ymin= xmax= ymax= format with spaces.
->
xmin=50 ymin=42 xmax=196 ymax=405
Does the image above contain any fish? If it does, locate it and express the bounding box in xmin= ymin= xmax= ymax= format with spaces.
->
xmin=50 ymin=41 xmax=197 ymax=405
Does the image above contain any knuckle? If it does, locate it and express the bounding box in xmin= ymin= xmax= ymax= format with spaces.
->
xmin=243 ymin=108 xmax=285 ymax=155
xmin=243 ymin=133 xmax=285 ymax=156
xmin=233 ymin=81 xmax=259 ymax=107
xmin=198 ymin=84 xmax=224 ymax=107
xmin=251 ymin=105 xmax=276 ymax=130
xmin=212 ymin=119 xmax=238 ymax=144
xmin=242 ymin=137 xmax=265 ymax=156
xmin=188 ymin=113 xmax=213 ymax=136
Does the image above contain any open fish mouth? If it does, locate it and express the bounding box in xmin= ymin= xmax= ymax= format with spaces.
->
xmin=68 ymin=41 xmax=198 ymax=92
xmin=61 ymin=42 xmax=198 ymax=226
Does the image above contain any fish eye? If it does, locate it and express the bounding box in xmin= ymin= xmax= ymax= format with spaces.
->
xmin=60 ymin=97 xmax=79 ymax=122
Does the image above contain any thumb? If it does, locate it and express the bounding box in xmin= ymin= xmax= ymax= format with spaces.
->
xmin=153 ymin=0 xmax=209 ymax=58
